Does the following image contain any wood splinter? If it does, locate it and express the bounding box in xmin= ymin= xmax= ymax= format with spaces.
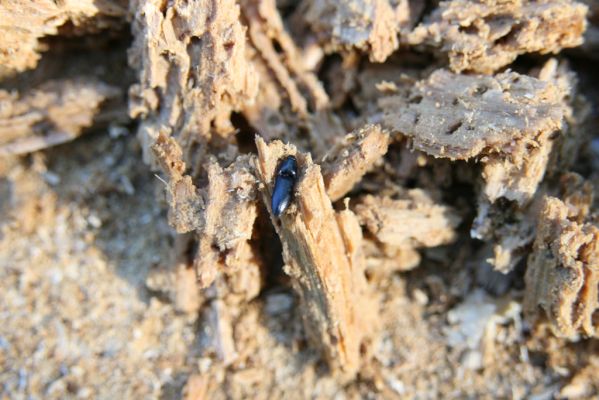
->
xmin=254 ymin=136 xmax=375 ymax=378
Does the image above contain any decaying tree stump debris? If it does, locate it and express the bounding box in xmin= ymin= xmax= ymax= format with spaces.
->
xmin=0 ymin=0 xmax=128 ymax=75
xmin=380 ymin=68 xmax=566 ymax=205
xmin=298 ymin=0 xmax=401 ymax=62
xmin=124 ymin=0 xmax=598 ymax=379
xmin=255 ymin=137 xmax=374 ymax=377
xmin=0 ymin=79 xmax=124 ymax=155
xmin=524 ymin=193 xmax=598 ymax=338
xmin=2 ymin=0 xmax=599 ymax=396
xmin=408 ymin=0 xmax=588 ymax=74
xmin=321 ymin=124 xmax=390 ymax=201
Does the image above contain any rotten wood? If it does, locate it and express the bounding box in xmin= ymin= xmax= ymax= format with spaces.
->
xmin=254 ymin=136 xmax=374 ymax=378
xmin=524 ymin=195 xmax=598 ymax=338
xmin=0 ymin=78 xmax=123 ymax=156
xmin=381 ymin=68 xmax=566 ymax=205
xmin=0 ymin=0 xmax=127 ymax=74
xmin=408 ymin=0 xmax=588 ymax=74
xmin=354 ymin=190 xmax=461 ymax=249
xmin=129 ymin=0 xmax=259 ymax=169
xmin=298 ymin=0 xmax=401 ymax=62
xmin=321 ymin=124 xmax=390 ymax=201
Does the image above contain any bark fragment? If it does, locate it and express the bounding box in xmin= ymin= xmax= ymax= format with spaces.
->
xmin=129 ymin=0 xmax=259 ymax=168
xmin=254 ymin=137 xmax=374 ymax=377
xmin=240 ymin=0 xmax=343 ymax=160
xmin=0 ymin=79 xmax=123 ymax=156
xmin=0 ymin=0 xmax=127 ymax=74
xmin=299 ymin=0 xmax=403 ymax=62
xmin=409 ymin=0 xmax=588 ymax=74
xmin=381 ymin=69 xmax=565 ymax=205
xmin=524 ymin=196 xmax=598 ymax=338
xmin=354 ymin=190 xmax=461 ymax=249
xmin=321 ymin=124 xmax=390 ymax=201
xmin=152 ymin=133 xmax=261 ymax=291
xmin=241 ymin=0 xmax=329 ymax=116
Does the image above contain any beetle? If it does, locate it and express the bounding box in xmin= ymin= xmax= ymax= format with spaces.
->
xmin=271 ymin=155 xmax=298 ymax=217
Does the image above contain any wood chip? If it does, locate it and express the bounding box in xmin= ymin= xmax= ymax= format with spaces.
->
xmin=0 ymin=79 xmax=123 ymax=155
xmin=129 ymin=0 xmax=259 ymax=168
xmin=354 ymin=190 xmax=461 ymax=248
xmin=254 ymin=137 xmax=375 ymax=377
xmin=409 ymin=0 xmax=588 ymax=74
xmin=381 ymin=68 xmax=565 ymax=204
xmin=299 ymin=0 xmax=403 ymax=62
xmin=322 ymin=124 xmax=390 ymax=201
xmin=524 ymin=196 xmax=598 ymax=338
xmin=152 ymin=133 xmax=260 ymax=290
xmin=0 ymin=0 xmax=127 ymax=73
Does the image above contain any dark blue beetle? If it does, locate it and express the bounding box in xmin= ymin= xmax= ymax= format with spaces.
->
xmin=271 ymin=155 xmax=298 ymax=217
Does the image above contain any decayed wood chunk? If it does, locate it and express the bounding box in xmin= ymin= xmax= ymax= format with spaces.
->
xmin=472 ymin=173 xmax=594 ymax=273
xmin=152 ymin=134 xmax=205 ymax=234
xmin=363 ymin=239 xmax=422 ymax=273
xmin=298 ymin=0 xmax=402 ymax=62
xmin=0 ymin=0 xmax=127 ymax=74
xmin=192 ymin=158 xmax=260 ymax=288
xmin=240 ymin=0 xmax=346 ymax=161
xmin=471 ymin=195 xmax=539 ymax=272
xmin=468 ymin=60 xmax=589 ymax=272
xmin=321 ymin=124 xmax=390 ymax=201
xmin=483 ymin=60 xmax=584 ymax=204
xmin=354 ymin=190 xmax=461 ymax=249
xmin=0 ymin=79 xmax=123 ymax=155
xmin=381 ymin=69 xmax=565 ymax=204
xmin=241 ymin=0 xmax=328 ymax=116
xmin=409 ymin=0 xmax=588 ymax=74
xmin=149 ymin=135 xmax=263 ymax=365
xmin=380 ymin=69 xmax=564 ymax=161
xmin=524 ymin=196 xmax=598 ymax=338
xmin=254 ymin=137 xmax=374 ymax=377
xmin=129 ymin=0 xmax=259 ymax=168
xmin=152 ymin=133 xmax=260 ymax=290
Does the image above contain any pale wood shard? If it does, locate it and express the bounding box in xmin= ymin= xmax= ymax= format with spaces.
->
xmin=363 ymin=239 xmax=422 ymax=274
xmin=254 ymin=137 xmax=374 ymax=377
xmin=129 ymin=0 xmax=259 ymax=168
xmin=381 ymin=69 xmax=565 ymax=204
xmin=0 ymin=0 xmax=127 ymax=74
xmin=240 ymin=0 xmax=345 ymax=160
xmin=380 ymin=69 xmax=565 ymax=161
xmin=408 ymin=0 xmax=588 ymax=74
xmin=524 ymin=196 xmax=599 ymax=339
xmin=152 ymin=133 xmax=260 ymax=290
xmin=0 ymin=79 xmax=123 ymax=156
xmin=321 ymin=124 xmax=390 ymax=201
xmin=241 ymin=0 xmax=329 ymax=116
xmin=469 ymin=60 xmax=589 ymax=272
xmin=298 ymin=0 xmax=402 ymax=62
xmin=152 ymin=134 xmax=205 ymax=234
xmin=193 ymin=157 xmax=259 ymax=288
xmin=354 ymin=190 xmax=461 ymax=249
